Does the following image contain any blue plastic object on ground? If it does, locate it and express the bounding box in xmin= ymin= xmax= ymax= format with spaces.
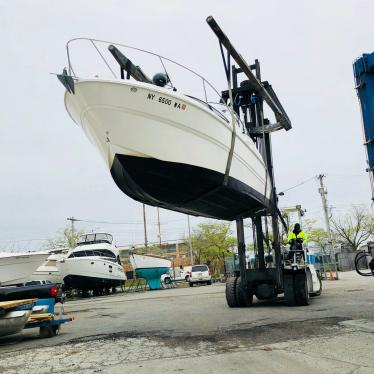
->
xmin=353 ymin=51 xmax=374 ymax=199
xmin=135 ymin=267 xmax=170 ymax=290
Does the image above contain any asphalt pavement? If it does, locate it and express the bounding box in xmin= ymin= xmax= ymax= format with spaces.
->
xmin=1 ymin=271 xmax=374 ymax=373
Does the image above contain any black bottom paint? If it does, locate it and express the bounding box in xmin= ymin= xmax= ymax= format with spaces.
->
xmin=110 ymin=154 xmax=271 ymax=220
xmin=64 ymin=274 xmax=121 ymax=291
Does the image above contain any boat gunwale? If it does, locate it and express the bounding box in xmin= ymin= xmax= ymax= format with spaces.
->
xmin=64 ymin=79 xmax=269 ymax=185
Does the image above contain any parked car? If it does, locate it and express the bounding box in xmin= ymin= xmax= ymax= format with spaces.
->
xmin=161 ymin=267 xmax=190 ymax=284
xmin=0 ymin=283 xmax=63 ymax=303
xmin=189 ymin=264 xmax=212 ymax=287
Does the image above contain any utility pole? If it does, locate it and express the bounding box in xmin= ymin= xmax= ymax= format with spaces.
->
xmin=317 ymin=174 xmax=338 ymax=278
xmin=317 ymin=175 xmax=332 ymax=240
xmin=67 ymin=217 xmax=77 ymax=236
xmin=187 ymin=215 xmax=194 ymax=265
xmin=142 ymin=204 xmax=148 ymax=248
xmin=157 ymin=207 xmax=162 ymax=248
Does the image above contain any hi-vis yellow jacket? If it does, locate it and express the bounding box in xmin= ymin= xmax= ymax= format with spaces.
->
xmin=287 ymin=231 xmax=307 ymax=243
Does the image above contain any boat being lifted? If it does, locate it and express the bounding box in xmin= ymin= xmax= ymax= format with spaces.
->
xmin=57 ymin=17 xmax=289 ymax=221
xmin=57 ymin=17 xmax=322 ymax=308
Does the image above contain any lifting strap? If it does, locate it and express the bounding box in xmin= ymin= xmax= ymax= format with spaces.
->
xmin=220 ymin=42 xmax=236 ymax=186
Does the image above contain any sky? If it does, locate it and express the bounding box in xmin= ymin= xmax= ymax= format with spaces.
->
xmin=0 ymin=0 xmax=373 ymax=251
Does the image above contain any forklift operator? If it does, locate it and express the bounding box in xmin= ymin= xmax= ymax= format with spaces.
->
xmin=286 ymin=223 xmax=307 ymax=260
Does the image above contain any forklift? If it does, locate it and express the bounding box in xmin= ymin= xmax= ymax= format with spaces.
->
xmin=207 ymin=17 xmax=322 ymax=307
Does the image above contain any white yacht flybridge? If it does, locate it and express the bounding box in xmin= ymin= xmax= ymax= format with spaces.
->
xmin=58 ymin=35 xmax=274 ymax=220
xmin=58 ymin=233 xmax=126 ymax=294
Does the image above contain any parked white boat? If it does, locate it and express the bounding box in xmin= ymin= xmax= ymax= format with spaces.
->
xmin=58 ymin=233 xmax=126 ymax=293
xmin=0 ymin=252 xmax=49 ymax=287
xmin=59 ymin=39 xmax=272 ymax=220
xmin=130 ymin=253 xmax=171 ymax=270
xmin=130 ymin=253 xmax=171 ymax=290
xmin=29 ymin=249 xmax=68 ymax=284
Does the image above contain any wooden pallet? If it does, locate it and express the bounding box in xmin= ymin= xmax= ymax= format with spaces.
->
xmin=27 ymin=313 xmax=54 ymax=323
xmin=0 ymin=299 xmax=37 ymax=311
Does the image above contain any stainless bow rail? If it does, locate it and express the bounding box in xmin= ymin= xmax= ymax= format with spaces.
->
xmin=64 ymin=38 xmax=247 ymax=131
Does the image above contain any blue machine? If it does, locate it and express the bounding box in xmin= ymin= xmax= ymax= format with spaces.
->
xmin=23 ymin=298 xmax=72 ymax=338
xmin=353 ymin=51 xmax=374 ymax=200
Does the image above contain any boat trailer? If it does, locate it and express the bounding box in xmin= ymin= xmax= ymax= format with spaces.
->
xmin=207 ymin=16 xmax=322 ymax=306
xmin=0 ymin=297 xmax=72 ymax=339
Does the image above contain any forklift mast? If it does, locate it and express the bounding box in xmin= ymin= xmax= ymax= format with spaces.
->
xmin=206 ymin=16 xmax=290 ymax=290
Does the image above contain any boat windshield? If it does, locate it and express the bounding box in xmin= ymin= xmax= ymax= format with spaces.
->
xmin=77 ymin=233 xmax=113 ymax=246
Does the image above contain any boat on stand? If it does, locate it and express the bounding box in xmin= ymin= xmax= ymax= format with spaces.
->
xmin=58 ymin=37 xmax=274 ymax=221
xmin=0 ymin=252 xmax=49 ymax=287
xmin=28 ymin=249 xmax=68 ymax=284
xmin=57 ymin=233 xmax=126 ymax=295
xmin=130 ymin=253 xmax=171 ymax=290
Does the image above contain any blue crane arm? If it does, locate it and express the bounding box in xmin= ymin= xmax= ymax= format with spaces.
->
xmin=353 ymin=51 xmax=374 ymax=200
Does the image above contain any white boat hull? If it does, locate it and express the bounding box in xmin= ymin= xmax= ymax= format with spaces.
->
xmin=65 ymin=79 xmax=272 ymax=220
xmin=0 ymin=310 xmax=32 ymax=337
xmin=130 ymin=254 xmax=171 ymax=270
xmin=29 ymin=253 xmax=66 ymax=284
xmin=58 ymin=257 xmax=126 ymax=290
xmin=29 ymin=268 xmax=63 ymax=284
xmin=0 ymin=253 xmax=49 ymax=286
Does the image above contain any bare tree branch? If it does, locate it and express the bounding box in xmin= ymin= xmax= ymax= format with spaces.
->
xmin=331 ymin=205 xmax=373 ymax=251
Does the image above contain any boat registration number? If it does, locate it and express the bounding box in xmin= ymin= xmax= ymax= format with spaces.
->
xmin=147 ymin=93 xmax=187 ymax=111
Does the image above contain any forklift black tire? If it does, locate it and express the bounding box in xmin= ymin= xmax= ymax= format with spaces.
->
xmin=294 ymin=273 xmax=310 ymax=306
xmin=225 ymin=276 xmax=238 ymax=307
xmin=283 ymin=273 xmax=296 ymax=306
xmin=310 ymin=277 xmax=322 ymax=297
xmin=40 ymin=325 xmax=59 ymax=338
xmin=53 ymin=325 xmax=60 ymax=336
xmin=236 ymin=277 xmax=253 ymax=307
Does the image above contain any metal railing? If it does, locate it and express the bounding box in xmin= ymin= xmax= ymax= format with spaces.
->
xmin=65 ymin=38 xmax=246 ymax=131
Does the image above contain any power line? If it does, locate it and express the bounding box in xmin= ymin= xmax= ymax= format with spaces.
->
xmin=70 ymin=217 xmax=188 ymax=226
xmin=280 ymin=175 xmax=317 ymax=194
xmin=72 ymin=218 xmax=152 ymax=225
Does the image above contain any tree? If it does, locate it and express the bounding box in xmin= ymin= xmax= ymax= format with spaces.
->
xmin=45 ymin=225 xmax=84 ymax=249
xmin=191 ymin=222 xmax=236 ymax=275
xmin=331 ymin=205 xmax=373 ymax=251
xmin=307 ymin=227 xmax=330 ymax=252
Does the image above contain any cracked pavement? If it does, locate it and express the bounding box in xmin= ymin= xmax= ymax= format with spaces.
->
xmin=0 ymin=271 xmax=373 ymax=373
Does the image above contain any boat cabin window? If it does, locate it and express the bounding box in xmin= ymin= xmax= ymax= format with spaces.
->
xmin=93 ymin=249 xmax=116 ymax=258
